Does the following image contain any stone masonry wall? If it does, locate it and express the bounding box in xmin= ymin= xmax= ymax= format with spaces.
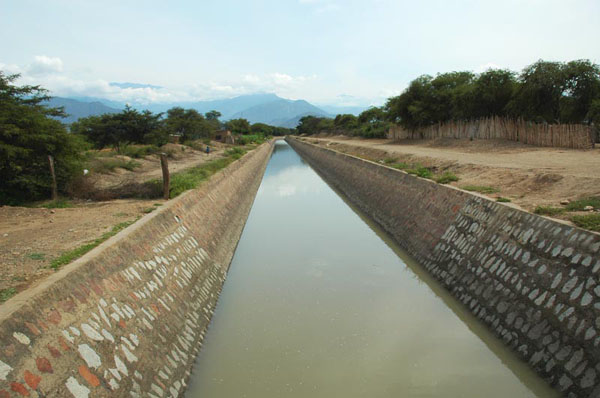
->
xmin=287 ymin=137 xmax=600 ymax=397
xmin=0 ymin=141 xmax=274 ymax=398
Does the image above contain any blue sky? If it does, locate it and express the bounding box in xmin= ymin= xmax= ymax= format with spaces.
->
xmin=1 ymin=0 xmax=599 ymax=107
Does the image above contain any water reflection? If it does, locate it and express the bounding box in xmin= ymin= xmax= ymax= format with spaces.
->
xmin=185 ymin=140 xmax=557 ymax=398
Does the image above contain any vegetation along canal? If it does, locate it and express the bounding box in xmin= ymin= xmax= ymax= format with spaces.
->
xmin=185 ymin=140 xmax=558 ymax=398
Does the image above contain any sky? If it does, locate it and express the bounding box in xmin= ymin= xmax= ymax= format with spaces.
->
xmin=1 ymin=0 xmax=599 ymax=107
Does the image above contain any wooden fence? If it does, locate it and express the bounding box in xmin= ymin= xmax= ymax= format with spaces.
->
xmin=387 ymin=116 xmax=595 ymax=149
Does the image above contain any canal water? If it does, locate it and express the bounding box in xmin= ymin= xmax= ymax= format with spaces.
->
xmin=185 ymin=140 xmax=557 ymax=398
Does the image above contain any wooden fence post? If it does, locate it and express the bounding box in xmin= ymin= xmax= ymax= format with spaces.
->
xmin=48 ymin=155 xmax=58 ymax=201
xmin=160 ymin=153 xmax=170 ymax=200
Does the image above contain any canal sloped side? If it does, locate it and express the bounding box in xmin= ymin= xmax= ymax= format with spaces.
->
xmin=0 ymin=141 xmax=274 ymax=397
xmin=287 ymin=137 xmax=600 ymax=397
xmin=185 ymin=140 xmax=557 ymax=398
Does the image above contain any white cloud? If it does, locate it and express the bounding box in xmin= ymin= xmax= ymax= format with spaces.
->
xmin=476 ymin=62 xmax=502 ymax=73
xmin=27 ymin=55 xmax=63 ymax=75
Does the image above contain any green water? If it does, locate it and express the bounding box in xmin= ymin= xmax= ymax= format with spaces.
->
xmin=185 ymin=140 xmax=557 ymax=398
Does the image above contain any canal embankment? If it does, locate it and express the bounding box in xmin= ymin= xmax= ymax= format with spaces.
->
xmin=0 ymin=141 xmax=274 ymax=397
xmin=287 ymin=136 xmax=600 ymax=397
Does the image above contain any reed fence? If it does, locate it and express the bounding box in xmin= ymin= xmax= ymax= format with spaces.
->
xmin=387 ymin=116 xmax=595 ymax=149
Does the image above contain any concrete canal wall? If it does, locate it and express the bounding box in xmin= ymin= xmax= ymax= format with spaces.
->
xmin=0 ymin=141 xmax=274 ymax=397
xmin=287 ymin=137 xmax=600 ymax=397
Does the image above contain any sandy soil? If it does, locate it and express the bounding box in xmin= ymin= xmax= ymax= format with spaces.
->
xmin=0 ymin=199 xmax=162 ymax=295
xmin=0 ymin=141 xmax=234 ymax=300
xmin=303 ymin=136 xmax=600 ymax=212
xmin=93 ymin=143 xmax=226 ymax=190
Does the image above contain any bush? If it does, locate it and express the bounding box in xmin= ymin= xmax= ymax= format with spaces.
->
xmin=238 ymin=134 xmax=265 ymax=145
xmin=496 ymin=197 xmax=511 ymax=203
xmin=435 ymin=172 xmax=459 ymax=184
xmin=383 ymin=158 xmax=396 ymax=164
xmin=571 ymin=214 xmax=600 ymax=231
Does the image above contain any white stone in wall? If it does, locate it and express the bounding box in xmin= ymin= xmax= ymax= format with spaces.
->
xmin=65 ymin=376 xmax=90 ymax=398
xmin=0 ymin=359 xmax=13 ymax=381
xmin=78 ymin=344 xmax=102 ymax=369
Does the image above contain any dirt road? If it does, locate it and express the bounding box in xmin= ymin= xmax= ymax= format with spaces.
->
xmin=305 ymin=136 xmax=600 ymax=211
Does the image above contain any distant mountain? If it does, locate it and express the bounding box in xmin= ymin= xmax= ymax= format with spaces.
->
xmin=45 ymin=97 xmax=121 ymax=123
xmin=269 ymin=112 xmax=331 ymax=129
xmin=51 ymin=93 xmax=335 ymax=127
xmin=230 ymin=98 xmax=331 ymax=127
xmin=109 ymin=82 xmax=162 ymax=89
xmin=318 ymin=104 xmax=369 ymax=116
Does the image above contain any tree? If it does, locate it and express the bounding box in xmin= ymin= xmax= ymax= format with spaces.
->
xmin=225 ymin=118 xmax=251 ymax=134
xmin=509 ymin=60 xmax=567 ymax=123
xmin=205 ymin=110 xmax=221 ymax=121
xmin=72 ymin=106 xmax=167 ymax=149
xmin=165 ymin=107 xmax=212 ymax=141
xmin=471 ymin=69 xmax=516 ymax=118
xmin=560 ymin=60 xmax=600 ymax=123
xmin=0 ymin=72 xmax=83 ymax=204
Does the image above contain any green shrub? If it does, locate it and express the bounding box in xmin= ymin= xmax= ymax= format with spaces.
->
xmin=39 ymin=199 xmax=73 ymax=208
xmin=238 ymin=134 xmax=265 ymax=145
xmin=224 ymin=147 xmax=246 ymax=159
xmin=27 ymin=253 xmax=45 ymax=260
xmin=566 ymin=197 xmax=600 ymax=211
xmin=118 ymin=145 xmax=160 ymax=158
xmin=496 ymin=197 xmax=511 ymax=203
xmin=435 ymin=172 xmax=459 ymax=184
xmin=88 ymin=158 xmax=141 ymax=174
xmin=0 ymin=288 xmax=17 ymax=303
xmin=383 ymin=157 xmax=396 ymax=164
xmin=571 ymin=214 xmax=600 ymax=232
xmin=534 ymin=206 xmax=566 ymax=216
xmin=461 ymin=185 xmax=500 ymax=194
xmin=407 ymin=166 xmax=433 ymax=179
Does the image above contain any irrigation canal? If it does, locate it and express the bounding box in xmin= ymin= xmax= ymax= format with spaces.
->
xmin=185 ymin=140 xmax=557 ymax=397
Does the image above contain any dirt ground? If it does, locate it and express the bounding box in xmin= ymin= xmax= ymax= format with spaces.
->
xmin=0 ymin=199 xmax=162 ymax=295
xmin=0 ymin=141 xmax=234 ymax=300
xmin=93 ymin=143 xmax=226 ymax=190
xmin=303 ymin=135 xmax=600 ymax=212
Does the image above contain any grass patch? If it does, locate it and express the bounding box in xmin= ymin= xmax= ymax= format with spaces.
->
xmin=406 ymin=166 xmax=433 ymax=179
xmin=168 ymin=155 xmax=240 ymax=198
xmin=565 ymin=197 xmax=600 ymax=211
xmin=0 ymin=287 xmax=17 ymax=303
xmin=534 ymin=206 xmax=566 ymax=216
xmin=238 ymin=134 xmax=266 ymax=145
xmin=571 ymin=214 xmax=600 ymax=232
xmin=224 ymin=146 xmax=246 ymax=159
xmin=142 ymin=207 xmax=155 ymax=214
xmin=435 ymin=172 xmax=459 ymax=184
xmin=27 ymin=252 xmax=45 ymax=260
xmin=50 ymin=220 xmax=137 ymax=269
xmin=496 ymin=197 xmax=511 ymax=203
xmin=461 ymin=185 xmax=500 ymax=194
xmin=383 ymin=157 xmax=396 ymax=164
xmin=118 ymin=144 xmax=160 ymax=159
xmin=39 ymin=199 xmax=73 ymax=208
xmin=390 ymin=162 xmax=410 ymax=170
xmin=88 ymin=158 xmax=141 ymax=174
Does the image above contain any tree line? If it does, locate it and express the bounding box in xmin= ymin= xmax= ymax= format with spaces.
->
xmin=0 ymin=72 xmax=290 ymax=204
xmin=297 ymin=59 xmax=600 ymax=136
